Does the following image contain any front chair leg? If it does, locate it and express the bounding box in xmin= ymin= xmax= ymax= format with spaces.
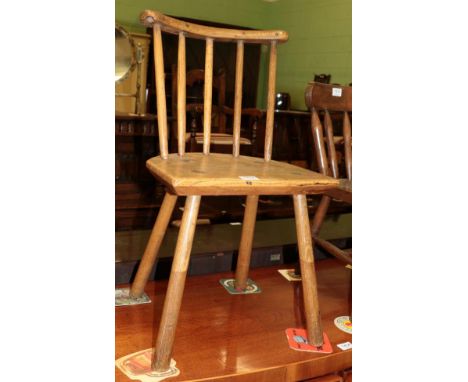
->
xmin=234 ymin=195 xmax=259 ymax=290
xmin=130 ymin=193 xmax=178 ymax=298
xmin=293 ymin=194 xmax=324 ymax=347
xmin=152 ymin=195 xmax=201 ymax=372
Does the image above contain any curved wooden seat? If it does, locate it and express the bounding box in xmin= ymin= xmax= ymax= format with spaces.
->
xmin=147 ymin=153 xmax=339 ymax=196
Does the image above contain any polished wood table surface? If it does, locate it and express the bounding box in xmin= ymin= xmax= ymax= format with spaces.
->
xmin=116 ymin=259 xmax=352 ymax=381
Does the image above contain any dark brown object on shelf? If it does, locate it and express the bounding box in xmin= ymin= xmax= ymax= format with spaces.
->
xmin=313 ymin=73 xmax=332 ymax=84
xmin=127 ymin=10 xmax=340 ymax=374
xmin=305 ymin=81 xmax=352 ymax=265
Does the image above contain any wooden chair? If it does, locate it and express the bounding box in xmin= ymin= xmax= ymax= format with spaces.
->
xmin=170 ymin=65 xmax=261 ymax=154
xmin=128 ymin=10 xmax=340 ymax=374
xmin=305 ymin=82 xmax=352 ymax=265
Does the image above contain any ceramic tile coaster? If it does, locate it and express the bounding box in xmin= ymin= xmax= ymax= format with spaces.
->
xmin=278 ymin=269 xmax=302 ymax=282
xmin=115 ymin=287 xmax=151 ymax=306
xmin=334 ymin=315 xmax=352 ymax=334
xmin=219 ymin=278 xmax=261 ymax=294
xmin=116 ymin=348 xmax=180 ymax=382
xmin=285 ymin=328 xmax=333 ymax=354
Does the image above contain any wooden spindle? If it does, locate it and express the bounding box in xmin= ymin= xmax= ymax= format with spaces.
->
xmin=343 ymin=111 xmax=352 ymax=181
xmin=177 ymin=32 xmax=186 ymax=156
xmin=293 ymin=194 xmax=324 ymax=347
xmin=264 ymin=41 xmax=277 ymax=162
xmin=311 ymin=108 xmax=329 ymax=176
xmin=232 ymin=40 xmax=244 ymax=157
xmin=324 ymin=110 xmax=339 ymax=178
xmin=203 ymin=38 xmax=214 ymax=155
xmin=153 ymin=25 xmax=168 ymax=159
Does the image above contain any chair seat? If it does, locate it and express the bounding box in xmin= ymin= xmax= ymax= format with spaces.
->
xmin=325 ymin=179 xmax=352 ymax=203
xmin=146 ymin=153 xmax=339 ymax=196
xmin=185 ymin=132 xmax=252 ymax=145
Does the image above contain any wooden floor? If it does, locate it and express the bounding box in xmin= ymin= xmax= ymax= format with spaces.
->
xmin=116 ymin=259 xmax=352 ymax=381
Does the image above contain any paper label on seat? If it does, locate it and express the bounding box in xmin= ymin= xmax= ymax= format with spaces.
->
xmin=239 ymin=176 xmax=259 ymax=181
xmin=332 ymin=88 xmax=342 ymax=97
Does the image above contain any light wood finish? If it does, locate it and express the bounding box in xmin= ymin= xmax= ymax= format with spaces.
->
xmin=233 ymin=40 xmax=244 ymax=157
xmin=343 ymin=112 xmax=352 ymax=181
xmin=128 ymin=11 xmax=339 ymax=374
xmin=234 ymin=195 xmax=259 ymax=290
xmin=130 ymin=193 xmax=178 ymax=298
xmin=146 ymin=153 xmax=339 ymax=196
xmin=117 ymin=260 xmax=352 ymax=381
xmin=153 ymin=25 xmax=169 ymax=159
xmin=152 ymin=195 xmax=201 ymax=371
xmin=141 ymin=10 xmax=288 ymax=43
xmin=203 ymin=39 xmax=214 ymax=155
xmin=264 ymin=41 xmax=278 ymax=162
xmin=305 ymin=82 xmax=352 ymax=266
xmin=177 ymin=32 xmax=186 ymax=156
xmin=293 ymin=194 xmax=323 ymax=347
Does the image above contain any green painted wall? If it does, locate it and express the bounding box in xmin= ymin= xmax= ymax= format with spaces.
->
xmin=115 ymin=0 xmax=351 ymax=109
xmin=263 ymin=0 xmax=352 ymax=109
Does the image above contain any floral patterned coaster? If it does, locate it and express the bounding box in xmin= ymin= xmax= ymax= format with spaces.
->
xmin=115 ymin=287 xmax=151 ymax=306
xmin=219 ymin=278 xmax=261 ymax=294
xmin=116 ymin=348 xmax=180 ymax=382
xmin=334 ymin=315 xmax=352 ymax=334
xmin=285 ymin=328 xmax=333 ymax=353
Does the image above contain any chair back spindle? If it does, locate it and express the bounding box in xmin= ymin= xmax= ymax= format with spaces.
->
xmin=153 ymin=25 xmax=169 ymax=159
xmin=202 ymin=38 xmax=214 ymax=155
xmin=232 ymin=40 xmax=244 ymax=157
xmin=141 ymin=10 xmax=288 ymax=160
xmin=177 ymin=32 xmax=186 ymax=156
xmin=264 ymin=41 xmax=277 ymax=162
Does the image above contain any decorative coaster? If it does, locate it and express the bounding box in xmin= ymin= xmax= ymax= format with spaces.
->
xmin=334 ymin=315 xmax=352 ymax=334
xmin=116 ymin=348 xmax=180 ymax=382
xmin=219 ymin=278 xmax=261 ymax=294
xmin=116 ymin=288 xmax=151 ymax=306
xmin=278 ymin=269 xmax=302 ymax=282
xmin=285 ymin=328 xmax=333 ymax=353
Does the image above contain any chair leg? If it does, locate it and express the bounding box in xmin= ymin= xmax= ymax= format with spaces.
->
xmin=293 ymin=194 xmax=323 ymax=347
xmin=234 ymin=195 xmax=259 ymax=290
xmin=311 ymin=195 xmax=331 ymax=237
xmin=152 ymin=195 xmax=201 ymax=372
xmin=130 ymin=193 xmax=178 ymax=298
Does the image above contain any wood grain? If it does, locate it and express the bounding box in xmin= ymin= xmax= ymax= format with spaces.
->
xmin=232 ymin=40 xmax=244 ymax=157
xmin=264 ymin=41 xmax=277 ymax=162
xmin=177 ymin=32 xmax=186 ymax=156
xmin=152 ymin=195 xmax=201 ymax=371
xmin=153 ymin=25 xmax=168 ymax=159
xmin=141 ymin=10 xmax=288 ymax=43
xmin=203 ymin=39 xmax=214 ymax=155
xmin=116 ymin=259 xmax=352 ymax=381
xmin=234 ymin=195 xmax=259 ymax=289
xmin=146 ymin=153 xmax=339 ymax=196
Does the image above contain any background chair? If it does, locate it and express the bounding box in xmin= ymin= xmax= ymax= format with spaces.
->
xmin=171 ymin=65 xmax=261 ymax=155
xmin=305 ymin=81 xmax=352 ymax=265
xmin=128 ymin=10 xmax=339 ymax=375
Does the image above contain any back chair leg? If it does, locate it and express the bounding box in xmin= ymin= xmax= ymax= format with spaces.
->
xmin=130 ymin=193 xmax=178 ymax=298
xmin=152 ymin=195 xmax=201 ymax=372
xmin=310 ymin=195 xmax=331 ymax=237
xmin=293 ymin=194 xmax=324 ymax=347
xmin=234 ymin=195 xmax=259 ymax=290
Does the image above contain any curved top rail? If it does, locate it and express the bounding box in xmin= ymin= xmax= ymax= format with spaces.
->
xmin=140 ymin=10 xmax=288 ymax=43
